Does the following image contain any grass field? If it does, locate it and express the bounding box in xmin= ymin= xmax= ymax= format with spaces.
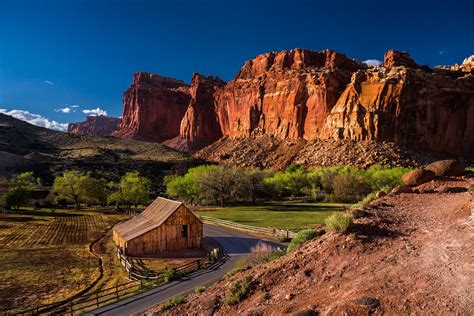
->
xmin=194 ymin=202 xmax=347 ymax=230
xmin=0 ymin=207 xmax=129 ymax=313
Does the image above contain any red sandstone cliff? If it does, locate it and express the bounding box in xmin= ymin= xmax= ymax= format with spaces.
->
xmin=114 ymin=72 xmax=191 ymax=142
xmin=117 ymin=50 xmax=474 ymax=159
xmin=67 ymin=115 xmax=120 ymax=135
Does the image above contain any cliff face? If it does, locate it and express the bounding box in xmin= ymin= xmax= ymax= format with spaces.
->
xmin=114 ymin=72 xmax=191 ymax=142
xmin=117 ymin=49 xmax=474 ymax=159
xmin=215 ymin=49 xmax=360 ymax=140
xmin=67 ymin=116 xmax=120 ymax=135
xmin=323 ymin=54 xmax=474 ymax=157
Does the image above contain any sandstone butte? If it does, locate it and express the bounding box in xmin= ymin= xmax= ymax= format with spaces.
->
xmin=114 ymin=49 xmax=474 ymax=158
xmin=67 ymin=115 xmax=121 ymax=136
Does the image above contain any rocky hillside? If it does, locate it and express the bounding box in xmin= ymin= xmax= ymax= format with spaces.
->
xmin=151 ymin=174 xmax=474 ymax=315
xmin=0 ymin=113 xmax=202 ymax=191
xmin=67 ymin=115 xmax=120 ymax=135
xmin=114 ymin=49 xmax=474 ymax=165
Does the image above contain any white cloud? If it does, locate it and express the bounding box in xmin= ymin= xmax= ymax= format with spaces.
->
xmin=44 ymin=80 xmax=54 ymax=85
xmin=55 ymin=107 xmax=75 ymax=114
xmin=0 ymin=108 xmax=68 ymax=131
xmin=83 ymin=107 xmax=107 ymax=116
xmin=363 ymin=59 xmax=382 ymax=67
xmin=70 ymin=105 xmax=80 ymax=108
xmin=439 ymin=50 xmax=447 ymax=55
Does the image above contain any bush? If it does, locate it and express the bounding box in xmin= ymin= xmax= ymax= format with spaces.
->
xmin=225 ymin=276 xmax=252 ymax=306
xmin=287 ymin=229 xmax=319 ymax=253
xmin=277 ymin=233 xmax=291 ymax=242
xmin=331 ymin=174 xmax=371 ymax=203
xmin=163 ymin=268 xmax=179 ymax=283
xmin=325 ymin=213 xmax=353 ymax=232
xmin=161 ymin=295 xmax=186 ymax=311
xmin=247 ymin=242 xmax=278 ymax=266
xmin=194 ymin=285 xmax=206 ymax=294
xmin=360 ymin=192 xmax=377 ymax=208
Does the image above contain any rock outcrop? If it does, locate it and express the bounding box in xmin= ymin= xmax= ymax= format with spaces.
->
xmin=165 ymin=74 xmax=226 ymax=152
xmin=114 ymin=72 xmax=191 ymax=142
xmin=67 ymin=116 xmax=120 ymax=135
xmin=116 ymin=49 xmax=474 ymax=160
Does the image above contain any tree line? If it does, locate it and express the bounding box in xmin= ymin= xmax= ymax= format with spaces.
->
xmin=165 ymin=164 xmax=410 ymax=206
xmin=0 ymin=171 xmax=152 ymax=211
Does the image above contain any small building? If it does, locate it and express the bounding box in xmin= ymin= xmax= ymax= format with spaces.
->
xmin=112 ymin=197 xmax=203 ymax=257
xmin=30 ymin=190 xmax=56 ymax=208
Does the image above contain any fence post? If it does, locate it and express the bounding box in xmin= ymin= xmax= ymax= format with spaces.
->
xmin=69 ymin=302 xmax=73 ymax=316
xmin=197 ymin=259 xmax=200 ymax=270
xmin=286 ymin=230 xmax=289 ymax=240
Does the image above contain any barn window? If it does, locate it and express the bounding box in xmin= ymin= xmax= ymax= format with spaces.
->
xmin=181 ymin=225 xmax=188 ymax=238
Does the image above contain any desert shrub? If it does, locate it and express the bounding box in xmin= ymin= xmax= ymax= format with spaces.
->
xmin=266 ymin=249 xmax=286 ymax=262
xmin=194 ymin=285 xmax=206 ymax=294
xmin=224 ymin=257 xmax=249 ymax=278
xmin=360 ymin=192 xmax=377 ymax=207
xmin=163 ymin=268 xmax=179 ymax=283
xmin=247 ymin=242 xmax=279 ymax=266
xmin=287 ymin=229 xmax=319 ymax=253
xmin=225 ymin=276 xmax=252 ymax=306
xmin=161 ymin=295 xmax=186 ymax=311
xmin=325 ymin=213 xmax=353 ymax=232
xmin=260 ymin=290 xmax=270 ymax=301
xmin=277 ymin=233 xmax=291 ymax=242
xmin=330 ymin=174 xmax=371 ymax=203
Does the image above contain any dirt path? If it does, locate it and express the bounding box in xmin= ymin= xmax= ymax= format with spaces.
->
xmin=166 ymin=177 xmax=474 ymax=315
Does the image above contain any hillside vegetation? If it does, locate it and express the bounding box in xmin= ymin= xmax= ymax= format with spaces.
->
xmin=0 ymin=113 xmax=202 ymax=192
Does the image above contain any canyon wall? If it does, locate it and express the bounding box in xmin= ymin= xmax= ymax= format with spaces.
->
xmin=115 ymin=49 xmax=474 ymax=158
xmin=68 ymin=115 xmax=120 ymax=135
xmin=114 ymin=72 xmax=191 ymax=142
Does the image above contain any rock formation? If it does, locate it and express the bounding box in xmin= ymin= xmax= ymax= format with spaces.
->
xmin=116 ymin=49 xmax=474 ymax=160
xmin=114 ymin=72 xmax=191 ymax=142
xmin=164 ymin=74 xmax=226 ymax=152
xmin=68 ymin=116 xmax=120 ymax=135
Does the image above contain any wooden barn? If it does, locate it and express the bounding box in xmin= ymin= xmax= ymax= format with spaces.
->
xmin=112 ymin=197 xmax=203 ymax=257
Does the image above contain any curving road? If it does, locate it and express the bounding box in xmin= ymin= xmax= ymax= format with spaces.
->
xmin=86 ymin=224 xmax=284 ymax=316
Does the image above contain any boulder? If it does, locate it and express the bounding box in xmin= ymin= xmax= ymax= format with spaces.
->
xmin=425 ymin=160 xmax=465 ymax=177
xmin=402 ymin=169 xmax=436 ymax=186
xmin=390 ymin=185 xmax=414 ymax=195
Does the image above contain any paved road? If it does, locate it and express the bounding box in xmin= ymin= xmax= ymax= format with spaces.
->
xmin=86 ymin=224 xmax=283 ymax=316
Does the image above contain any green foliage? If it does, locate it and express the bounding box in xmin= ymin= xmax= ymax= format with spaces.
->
xmin=108 ymin=172 xmax=151 ymax=210
xmin=225 ymin=276 xmax=252 ymax=306
xmin=161 ymin=295 xmax=186 ymax=311
xmin=360 ymin=192 xmax=377 ymax=207
xmin=166 ymin=165 xmax=275 ymax=206
xmin=260 ymin=290 xmax=270 ymax=301
xmin=325 ymin=213 xmax=353 ymax=232
xmin=3 ymin=172 xmax=41 ymax=210
xmin=264 ymin=164 xmax=309 ymax=197
xmin=166 ymin=164 xmax=408 ymax=206
xmin=194 ymin=285 xmax=206 ymax=294
xmin=330 ymin=174 xmax=371 ymax=203
xmin=163 ymin=268 xmax=179 ymax=283
xmin=287 ymin=229 xmax=319 ymax=253
xmin=53 ymin=171 xmax=106 ymax=209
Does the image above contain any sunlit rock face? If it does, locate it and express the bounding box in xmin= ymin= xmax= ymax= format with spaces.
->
xmin=115 ymin=72 xmax=191 ymax=142
xmin=117 ymin=50 xmax=474 ymax=158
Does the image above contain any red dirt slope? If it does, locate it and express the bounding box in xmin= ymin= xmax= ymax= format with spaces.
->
xmin=155 ymin=176 xmax=474 ymax=315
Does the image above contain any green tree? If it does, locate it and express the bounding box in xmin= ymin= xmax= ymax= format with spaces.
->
xmin=53 ymin=171 xmax=106 ymax=209
xmin=3 ymin=172 xmax=40 ymax=210
xmin=108 ymin=172 xmax=151 ymax=210
xmin=264 ymin=164 xmax=310 ymax=197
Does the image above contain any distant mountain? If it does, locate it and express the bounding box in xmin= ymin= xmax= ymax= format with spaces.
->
xmin=0 ymin=113 xmax=202 ymax=192
xmin=68 ymin=115 xmax=120 ymax=136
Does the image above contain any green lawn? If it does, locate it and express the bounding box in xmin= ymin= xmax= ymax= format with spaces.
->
xmin=194 ymin=202 xmax=349 ymax=231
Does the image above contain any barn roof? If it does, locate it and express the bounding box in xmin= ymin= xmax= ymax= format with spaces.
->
xmin=113 ymin=197 xmax=184 ymax=242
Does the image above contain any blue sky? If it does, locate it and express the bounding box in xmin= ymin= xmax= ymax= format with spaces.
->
xmin=0 ymin=0 xmax=473 ymax=130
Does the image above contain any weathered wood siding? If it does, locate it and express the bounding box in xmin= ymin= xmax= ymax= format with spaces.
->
xmin=124 ymin=205 xmax=203 ymax=256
